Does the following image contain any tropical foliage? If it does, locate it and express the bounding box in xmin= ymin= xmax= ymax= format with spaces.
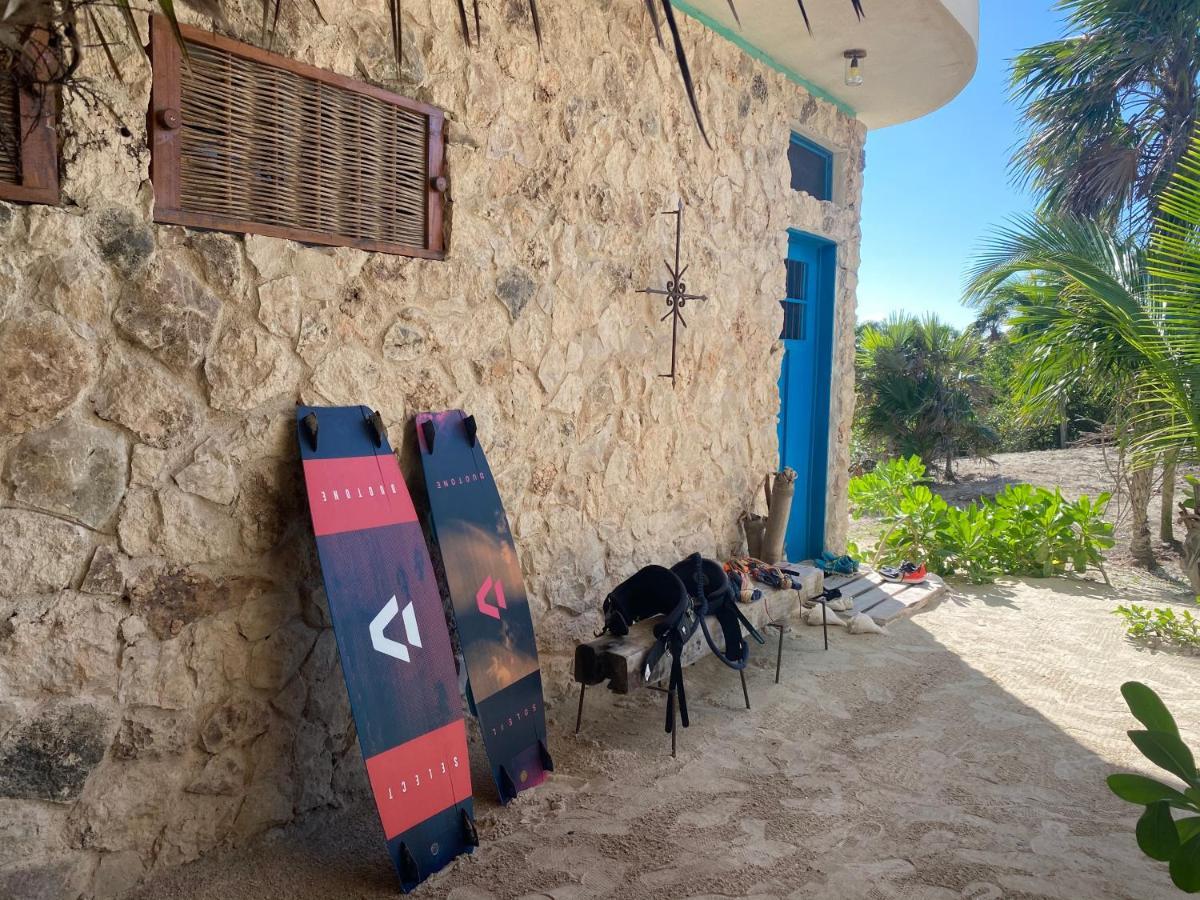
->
xmin=855 ymin=314 xmax=997 ymax=478
xmin=848 ymin=456 xmax=1115 ymax=584
xmin=1010 ymin=0 xmax=1200 ymax=230
xmin=966 ymin=130 xmax=1200 ymax=570
xmin=1108 ymin=681 xmax=1200 ymax=893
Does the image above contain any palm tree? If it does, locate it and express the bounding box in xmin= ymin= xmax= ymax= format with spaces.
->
xmin=856 ymin=313 xmax=997 ymax=480
xmin=965 ymin=129 xmax=1200 ymax=569
xmin=1010 ymin=0 xmax=1200 ymax=231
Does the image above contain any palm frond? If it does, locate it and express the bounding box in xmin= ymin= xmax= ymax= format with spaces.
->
xmin=454 ymin=0 xmax=471 ymax=47
xmin=660 ymin=0 xmax=710 ymax=150
xmin=528 ymin=0 xmax=541 ymax=49
xmin=642 ymin=0 xmax=663 ymax=49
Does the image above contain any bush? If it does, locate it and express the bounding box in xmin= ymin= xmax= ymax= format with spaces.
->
xmin=1115 ymin=604 xmax=1200 ymax=650
xmin=847 ymin=455 xmax=927 ymax=518
xmin=849 ymin=457 xmax=1115 ymax=583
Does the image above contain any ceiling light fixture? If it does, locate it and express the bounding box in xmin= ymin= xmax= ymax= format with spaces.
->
xmin=843 ymin=49 xmax=866 ymax=87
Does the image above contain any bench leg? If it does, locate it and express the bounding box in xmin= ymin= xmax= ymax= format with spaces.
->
xmin=574 ymin=683 xmax=586 ymax=735
xmin=739 ymin=669 xmax=750 ymax=710
xmin=774 ymin=623 xmax=784 ymax=684
xmin=822 ymin=601 xmax=829 ymax=651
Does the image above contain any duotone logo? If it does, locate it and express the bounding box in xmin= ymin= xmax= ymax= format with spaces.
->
xmin=369 ymin=595 xmax=422 ymax=662
xmin=475 ymin=576 xmax=507 ymax=620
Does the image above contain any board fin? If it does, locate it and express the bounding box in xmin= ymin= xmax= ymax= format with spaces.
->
xmin=498 ymin=765 xmax=518 ymax=804
xmin=301 ymin=411 xmax=319 ymax=450
xmin=463 ymin=414 xmax=478 ymax=447
xmin=460 ymin=808 xmax=480 ymax=847
xmin=537 ymin=739 xmax=554 ymax=772
xmin=368 ymin=409 xmax=386 ymax=448
xmin=398 ymin=842 xmax=421 ymax=887
xmin=420 ymin=419 xmax=436 ymax=454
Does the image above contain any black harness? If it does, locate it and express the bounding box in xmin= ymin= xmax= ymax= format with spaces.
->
xmin=602 ymin=564 xmax=699 ymax=733
xmin=600 ymin=554 xmax=766 ymax=734
xmin=671 ymin=553 xmax=766 ymax=671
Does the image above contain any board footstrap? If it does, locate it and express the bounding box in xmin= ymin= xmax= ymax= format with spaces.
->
xmin=420 ymin=419 xmax=436 ymax=453
xmin=461 ymin=809 xmax=480 ymax=847
xmin=398 ymin=843 xmax=421 ymax=887
xmin=301 ymin=411 xmax=319 ymax=450
xmin=498 ymin=766 xmax=518 ymax=804
xmin=463 ymin=414 xmax=478 ymax=447
xmin=368 ymin=409 xmax=386 ymax=448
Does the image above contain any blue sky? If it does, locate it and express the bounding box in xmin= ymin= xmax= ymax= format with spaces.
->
xmin=856 ymin=1 xmax=1064 ymax=328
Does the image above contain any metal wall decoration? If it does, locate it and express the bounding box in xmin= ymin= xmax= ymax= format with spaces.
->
xmin=635 ymin=199 xmax=708 ymax=386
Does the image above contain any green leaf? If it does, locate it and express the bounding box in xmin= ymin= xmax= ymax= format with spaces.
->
xmin=1179 ymin=818 xmax=1200 ymax=844
xmin=1123 ymin=682 xmax=1181 ymax=736
xmin=1129 ymin=730 xmax=1199 ymax=786
xmin=1187 ymin=788 xmax=1200 ymax=809
xmin=1108 ymin=774 xmax=1191 ymax=806
xmin=1139 ymin=801 xmax=1181 ymax=861
xmin=1170 ymin=833 xmax=1200 ymax=893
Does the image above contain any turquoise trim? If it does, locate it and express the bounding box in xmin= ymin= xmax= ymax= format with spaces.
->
xmin=669 ymin=0 xmax=857 ymax=119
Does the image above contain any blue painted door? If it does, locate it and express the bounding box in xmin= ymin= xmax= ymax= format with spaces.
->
xmin=777 ymin=230 xmax=836 ymax=562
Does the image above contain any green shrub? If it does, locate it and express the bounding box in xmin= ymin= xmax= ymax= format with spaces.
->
xmin=1108 ymin=682 xmax=1200 ymax=893
xmin=1115 ymin=604 xmax=1200 ymax=650
xmin=847 ymin=455 xmax=927 ymax=518
xmin=850 ymin=456 xmax=1114 ymax=583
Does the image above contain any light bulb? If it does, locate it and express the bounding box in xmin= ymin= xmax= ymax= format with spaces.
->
xmin=843 ymin=49 xmax=866 ymax=87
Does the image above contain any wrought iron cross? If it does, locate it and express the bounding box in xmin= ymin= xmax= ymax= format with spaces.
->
xmin=636 ymin=200 xmax=708 ymax=385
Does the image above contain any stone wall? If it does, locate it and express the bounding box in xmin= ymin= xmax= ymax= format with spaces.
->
xmin=0 ymin=1 xmax=863 ymax=896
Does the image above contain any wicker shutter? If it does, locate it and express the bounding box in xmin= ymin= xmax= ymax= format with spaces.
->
xmin=149 ymin=17 xmax=447 ymax=258
xmin=0 ymin=51 xmax=60 ymax=205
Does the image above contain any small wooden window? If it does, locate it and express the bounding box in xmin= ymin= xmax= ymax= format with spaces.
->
xmin=149 ymin=16 xmax=446 ymax=258
xmin=0 ymin=47 xmax=60 ymax=205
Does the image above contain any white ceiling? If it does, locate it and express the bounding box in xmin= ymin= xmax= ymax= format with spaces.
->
xmin=679 ymin=0 xmax=979 ymax=128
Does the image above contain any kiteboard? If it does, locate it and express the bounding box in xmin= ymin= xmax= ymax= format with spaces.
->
xmin=415 ymin=409 xmax=552 ymax=803
xmin=296 ymin=405 xmax=476 ymax=892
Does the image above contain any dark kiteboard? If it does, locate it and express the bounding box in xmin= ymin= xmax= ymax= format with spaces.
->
xmin=415 ymin=409 xmax=552 ymax=803
xmin=296 ymin=405 xmax=477 ymax=892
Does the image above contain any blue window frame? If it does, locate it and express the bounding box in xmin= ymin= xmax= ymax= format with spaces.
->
xmin=788 ymin=134 xmax=833 ymax=202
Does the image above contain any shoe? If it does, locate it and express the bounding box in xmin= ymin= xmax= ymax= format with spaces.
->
xmin=816 ymin=551 xmax=860 ymax=576
xmin=879 ymin=562 xmax=926 ymax=584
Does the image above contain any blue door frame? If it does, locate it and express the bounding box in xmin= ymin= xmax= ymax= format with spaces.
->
xmin=777 ymin=229 xmax=836 ymax=562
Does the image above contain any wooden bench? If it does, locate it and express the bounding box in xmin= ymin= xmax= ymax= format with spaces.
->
xmin=572 ymin=565 xmax=824 ymax=754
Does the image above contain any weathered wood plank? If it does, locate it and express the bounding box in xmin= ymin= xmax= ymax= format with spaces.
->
xmin=862 ymin=574 xmax=946 ymax=624
xmin=573 ymin=564 xmax=823 ymax=694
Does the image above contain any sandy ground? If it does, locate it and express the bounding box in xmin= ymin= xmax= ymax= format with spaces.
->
xmin=131 ymin=577 xmax=1200 ymax=900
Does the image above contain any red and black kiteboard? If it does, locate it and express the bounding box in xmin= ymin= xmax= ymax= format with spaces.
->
xmin=415 ymin=410 xmax=552 ymax=803
xmin=296 ymin=405 xmax=477 ymax=892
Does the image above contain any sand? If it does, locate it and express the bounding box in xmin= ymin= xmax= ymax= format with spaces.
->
xmin=130 ymin=575 xmax=1200 ymax=900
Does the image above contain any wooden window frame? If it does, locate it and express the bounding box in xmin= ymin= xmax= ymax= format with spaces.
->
xmin=148 ymin=15 xmax=447 ymax=259
xmin=0 ymin=37 xmax=60 ymax=206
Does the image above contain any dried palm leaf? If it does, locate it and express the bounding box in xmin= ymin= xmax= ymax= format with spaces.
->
xmin=643 ymin=0 xmax=663 ymax=49
xmin=528 ymin=0 xmax=541 ymax=50
xmin=85 ymin=6 xmax=122 ymax=80
xmin=454 ymin=0 xmax=470 ymax=47
xmin=387 ymin=0 xmax=401 ymax=68
xmin=659 ymin=0 xmax=710 ymax=149
xmin=795 ymin=0 xmax=811 ymax=34
xmin=725 ymin=0 xmax=740 ymax=28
